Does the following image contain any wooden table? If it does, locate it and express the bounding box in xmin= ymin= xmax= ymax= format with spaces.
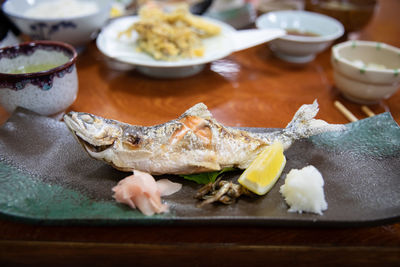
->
xmin=1 ymin=1 xmax=399 ymax=266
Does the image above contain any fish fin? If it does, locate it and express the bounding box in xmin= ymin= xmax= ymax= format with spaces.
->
xmin=180 ymin=103 xmax=212 ymax=119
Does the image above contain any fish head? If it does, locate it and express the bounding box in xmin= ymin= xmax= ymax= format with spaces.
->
xmin=64 ymin=112 xmax=154 ymax=171
xmin=63 ymin=111 xmax=123 ymax=151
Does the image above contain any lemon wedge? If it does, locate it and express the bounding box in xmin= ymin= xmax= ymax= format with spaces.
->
xmin=238 ymin=141 xmax=286 ymax=195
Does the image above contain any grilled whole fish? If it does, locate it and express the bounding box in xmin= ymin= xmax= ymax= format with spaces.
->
xmin=63 ymin=101 xmax=345 ymax=175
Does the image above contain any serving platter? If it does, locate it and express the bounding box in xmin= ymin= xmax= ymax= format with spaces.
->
xmin=0 ymin=109 xmax=399 ymax=227
xmin=96 ymin=16 xmax=284 ymax=78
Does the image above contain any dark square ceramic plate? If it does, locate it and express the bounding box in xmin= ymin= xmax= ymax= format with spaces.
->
xmin=0 ymin=109 xmax=399 ymax=227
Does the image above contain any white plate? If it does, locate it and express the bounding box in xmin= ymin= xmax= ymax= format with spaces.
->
xmin=96 ymin=16 xmax=284 ymax=77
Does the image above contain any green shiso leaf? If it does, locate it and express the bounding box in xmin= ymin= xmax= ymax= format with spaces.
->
xmin=179 ymin=167 xmax=237 ymax=185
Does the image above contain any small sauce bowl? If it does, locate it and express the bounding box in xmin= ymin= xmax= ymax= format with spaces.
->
xmin=256 ymin=10 xmax=344 ymax=63
xmin=331 ymin=40 xmax=400 ymax=104
xmin=0 ymin=41 xmax=78 ymax=117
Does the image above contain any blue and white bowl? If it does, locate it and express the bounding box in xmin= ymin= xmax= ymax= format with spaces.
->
xmin=0 ymin=41 xmax=78 ymax=116
xmin=2 ymin=0 xmax=111 ymax=47
xmin=256 ymin=10 xmax=344 ymax=63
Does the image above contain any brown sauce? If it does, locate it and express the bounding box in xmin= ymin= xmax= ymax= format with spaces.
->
xmin=285 ymin=29 xmax=320 ymax=37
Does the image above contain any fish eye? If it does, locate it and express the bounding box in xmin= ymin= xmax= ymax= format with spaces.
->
xmin=127 ymin=134 xmax=141 ymax=145
xmin=122 ymin=134 xmax=141 ymax=150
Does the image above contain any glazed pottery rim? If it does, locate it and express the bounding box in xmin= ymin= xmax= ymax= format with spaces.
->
xmin=1 ymin=0 xmax=111 ymax=22
xmin=0 ymin=40 xmax=78 ymax=79
xmin=256 ymin=10 xmax=344 ymax=43
xmin=332 ymin=40 xmax=400 ymax=75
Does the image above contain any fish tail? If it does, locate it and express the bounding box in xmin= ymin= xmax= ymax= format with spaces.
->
xmin=277 ymin=100 xmax=346 ymax=149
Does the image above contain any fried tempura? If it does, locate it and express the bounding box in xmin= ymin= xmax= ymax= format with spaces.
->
xmin=119 ymin=4 xmax=221 ymax=60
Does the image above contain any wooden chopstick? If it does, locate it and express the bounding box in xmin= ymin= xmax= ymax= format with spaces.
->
xmin=334 ymin=101 xmax=358 ymax=122
xmin=361 ymin=105 xmax=376 ymax=117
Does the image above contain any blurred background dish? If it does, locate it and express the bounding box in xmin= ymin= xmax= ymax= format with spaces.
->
xmin=0 ymin=6 xmax=20 ymax=48
xmin=304 ymin=0 xmax=378 ymax=34
xmin=190 ymin=0 xmax=213 ymax=15
xmin=331 ymin=40 xmax=400 ymax=104
xmin=257 ymin=0 xmax=303 ymax=14
xmin=96 ymin=15 xmax=283 ymax=78
xmin=0 ymin=41 xmax=78 ymax=117
xmin=2 ymin=0 xmax=111 ymax=48
xmin=108 ymin=0 xmax=214 ymax=17
xmin=96 ymin=15 xmax=235 ymax=78
xmin=205 ymin=0 xmax=256 ymax=29
xmin=256 ymin=10 xmax=344 ymax=63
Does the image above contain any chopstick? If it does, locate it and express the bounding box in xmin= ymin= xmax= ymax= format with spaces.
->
xmin=334 ymin=101 xmax=378 ymax=122
xmin=361 ymin=105 xmax=376 ymax=117
xmin=334 ymin=101 xmax=358 ymax=122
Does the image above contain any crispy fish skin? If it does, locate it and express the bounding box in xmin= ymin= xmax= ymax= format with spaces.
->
xmin=63 ymin=101 xmax=345 ymax=175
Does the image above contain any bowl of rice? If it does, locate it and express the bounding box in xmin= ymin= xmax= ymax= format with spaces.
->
xmin=2 ymin=0 xmax=111 ymax=47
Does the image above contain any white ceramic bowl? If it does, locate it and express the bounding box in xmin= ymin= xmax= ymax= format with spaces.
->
xmin=96 ymin=15 xmax=284 ymax=78
xmin=331 ymin=40 xmax=400 ymax=104
xmin=2 ymin=0 xmax=111 ymax=47
xmin=0 ymin=41 xmax=78 ymax=116
xmin=256 ymin=10 xmax=344 ymax=63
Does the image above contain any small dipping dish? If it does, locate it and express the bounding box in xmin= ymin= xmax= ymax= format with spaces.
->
xmin=0 ymin=41 xmax=78 ymax=117
xmin=331 ymin=40 xmax=400 ymax=104
xmin=256 ymin=10 xmax=344 ymax=63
